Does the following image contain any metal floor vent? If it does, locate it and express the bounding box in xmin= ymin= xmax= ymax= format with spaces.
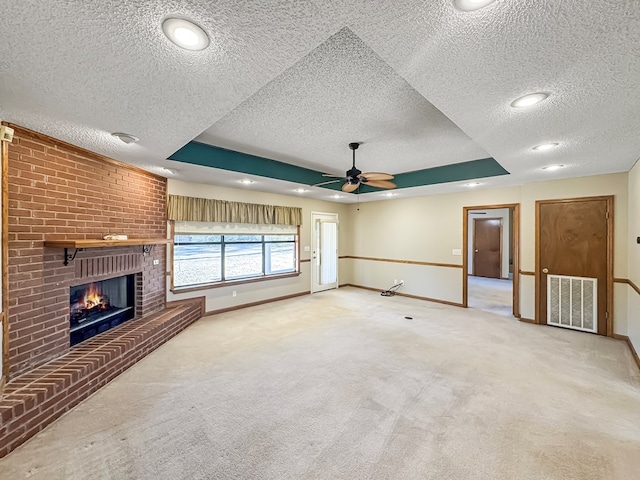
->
xmin=547 ymin=275 xmax=597 ymax=333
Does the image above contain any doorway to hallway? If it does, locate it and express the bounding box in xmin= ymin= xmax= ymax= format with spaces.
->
xmin=463 ymin=204 xmax=520 ymax=318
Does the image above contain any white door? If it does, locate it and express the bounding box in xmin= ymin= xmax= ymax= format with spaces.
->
xmin=311 ymin=212 xmax=338 ymax=293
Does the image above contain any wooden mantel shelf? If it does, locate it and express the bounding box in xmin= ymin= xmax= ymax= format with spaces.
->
xmin=44 ymin=238 xmax=171 ymax=249
xmin=44 ymin=238 xmax=172 ymax=265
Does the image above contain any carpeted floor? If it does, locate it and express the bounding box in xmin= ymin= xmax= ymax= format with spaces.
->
xmin=468 ymin=275 xmax=514 ymax=317
xmin=1 ymin=287 xmax=639 ymax=480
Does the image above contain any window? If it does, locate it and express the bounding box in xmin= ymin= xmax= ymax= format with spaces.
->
xmin=173 ymin=231 xmax=298 ymax=288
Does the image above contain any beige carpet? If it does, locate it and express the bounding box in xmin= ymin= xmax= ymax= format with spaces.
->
xmin=468 ymin=275 xmax=514 ymax=317
xmin=1 ymin=287 xmax=639 ymax=480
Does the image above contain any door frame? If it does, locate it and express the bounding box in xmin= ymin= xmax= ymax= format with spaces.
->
xmin=311 ymin=211 xmax=339 ymax=293
xmin=535 ymin=195 xmax=614 ymax=336
xmin=472 ymin=217 xmax=503 ymax=278
xmin=463 ymin=204 xmax=520 ymax=317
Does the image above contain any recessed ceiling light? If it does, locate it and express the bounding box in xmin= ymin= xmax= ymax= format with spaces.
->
xmin=294 ymin=188 xmax=308 ymax=193
xmin=511 ymin=92 xmax=549 ymax=108
xmin=541 ymin=164 xmax=566 ymax=171
xmin=532 ymin=142 xmax=560 ymax=151
xmin=453 ymin=0 xmax=497 ymax=11
xmin=331 ymin=194 xmax=343 ymax=199
xmin=239 ymin=179 xmax=254 ymax=184
xmin=464 ymin=182 xmax=482 ymax=187
xmin=111 ymin=132 xmax=139 ymax=144
xmin=383 ymin=192 xmax=396 ymax=197
xmin=162 ymin=18 xmax=210 ymax=51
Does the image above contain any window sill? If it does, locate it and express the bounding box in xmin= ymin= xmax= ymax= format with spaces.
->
xmin=171 ymin=271 xmax=302 ymax=294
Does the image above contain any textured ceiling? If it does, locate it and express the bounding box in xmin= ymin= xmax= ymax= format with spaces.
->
xmin=198 ymin=27 xmax=489 ymax=175
xmin=1 ymin=0 xmax=639 ymax=202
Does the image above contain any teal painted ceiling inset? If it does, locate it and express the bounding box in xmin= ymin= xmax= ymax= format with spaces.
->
xmin=168 ymin=141 xmax=510 ymax=193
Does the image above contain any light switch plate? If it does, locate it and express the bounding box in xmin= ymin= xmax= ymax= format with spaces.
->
xmin=452 ymin=249 xmax=462 ymax=256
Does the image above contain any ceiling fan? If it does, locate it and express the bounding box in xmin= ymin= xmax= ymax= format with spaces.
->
xmin=316 ymin=142 xmax=396 ymax=193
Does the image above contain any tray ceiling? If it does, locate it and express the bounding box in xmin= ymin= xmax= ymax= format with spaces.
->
xmin=1 ymin=1 xmax=639 ymax=202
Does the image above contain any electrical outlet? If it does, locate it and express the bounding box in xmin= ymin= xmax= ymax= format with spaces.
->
xmin=153 ymin=259 xmax=160 ymax=266
xmin=232 ymin=290 xmax=237 ymax=297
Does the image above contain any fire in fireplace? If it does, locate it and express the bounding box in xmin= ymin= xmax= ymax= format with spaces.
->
xmin=70 ymin=275 xmax=135 ymax=346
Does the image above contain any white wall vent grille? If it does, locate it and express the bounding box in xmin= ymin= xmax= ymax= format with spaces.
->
xmin=547 ymin=275 xmax=597 ymax=333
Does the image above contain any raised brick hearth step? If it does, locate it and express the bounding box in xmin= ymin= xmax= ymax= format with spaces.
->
xmin=0 ymin=299 xmax=203 ymax=458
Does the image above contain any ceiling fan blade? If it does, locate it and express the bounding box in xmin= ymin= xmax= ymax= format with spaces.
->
xmin=360 ymin=172 xmax=394 ymax=181
xmin=365 ymin=180 xmax=396 ymax=189
xmin=342 ymin=181 xmax=360 ymax=193
xmin=313 ymin=179 xmax=343 ymax=187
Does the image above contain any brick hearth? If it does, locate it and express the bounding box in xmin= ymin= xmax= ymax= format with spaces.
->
xmin=0 ymin=299 xmax=204 ymax=457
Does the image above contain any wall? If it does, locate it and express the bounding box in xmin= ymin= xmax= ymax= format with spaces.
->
xmin=1 ymin=137 xmax=5 ymax=388
xmin=347 ymin=173 xmax=628 ymax=330
xmin=345 ymin=185 xmax=521 ymax=305
xmin=468 ymin=208 xmax=511 ymax=279
xmin=6 ymin=126 xmax=168 ymax=377
xmin=167 ymin=179 xmax=351 ymax=313
xmin=627 ymin=160 xmax=640 ymax=356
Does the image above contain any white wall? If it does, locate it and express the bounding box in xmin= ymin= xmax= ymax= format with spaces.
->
xmin=167 ymin=180 xmax=350 ymax=313
xmin=468 ymin=208 xmax=511 ymax=279
xmin=348 ymin=173 xmax=628 ymax=326
xmin=627 ymin=160 xmax=640 ymax=354
xmin=166 ymin=171 xmax=632 ymax=338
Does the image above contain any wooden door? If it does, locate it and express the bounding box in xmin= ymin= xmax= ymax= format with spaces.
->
xmin=537 ymin=197 xmax=611 ymax=335
xmin=473 ymin=218 xmax=502 ymax=278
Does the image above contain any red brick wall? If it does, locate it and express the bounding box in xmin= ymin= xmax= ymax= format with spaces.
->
xmin=7 ymin=126 xmax=168 ymax=377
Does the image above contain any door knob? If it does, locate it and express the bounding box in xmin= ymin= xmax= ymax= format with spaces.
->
xmin=475 ymin=249 xmax=478 ymax=253
xmin=542 ymin=268 xmax=549 ymax=274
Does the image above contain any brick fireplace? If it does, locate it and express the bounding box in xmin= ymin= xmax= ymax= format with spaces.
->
xmin=0 ymin=125 xmax=203 ymax=457
xmin=7 ymin=128 xmax=167 ymax=376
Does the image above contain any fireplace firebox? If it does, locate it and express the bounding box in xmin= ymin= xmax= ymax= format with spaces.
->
xmin=69 ymin=275 xmax=136 ymax=346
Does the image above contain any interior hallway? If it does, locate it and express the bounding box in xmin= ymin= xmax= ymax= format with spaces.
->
xmin=468 ymin=275 xmax=514 ymax=318
xmin=0 ymin=288 xmax=638 ymax=480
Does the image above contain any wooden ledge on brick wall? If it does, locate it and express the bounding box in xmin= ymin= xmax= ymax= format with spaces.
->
xmin=44 ymin=238 xmax=171 ymax=249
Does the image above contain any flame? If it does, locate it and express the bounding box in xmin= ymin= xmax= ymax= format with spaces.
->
xmin=81 ymin=283 xmax=107 ymax=310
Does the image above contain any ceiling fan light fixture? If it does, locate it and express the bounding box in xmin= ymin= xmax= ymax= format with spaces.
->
xmin=338 ymin=142 xmax=395 ymax=193
xmin=511 ymin=92 xmax=549 ymax=108
xmin=453 ymin=0 xmax=497 ymax=11
xmin=162 ymin=17 xmax=210 ymax=51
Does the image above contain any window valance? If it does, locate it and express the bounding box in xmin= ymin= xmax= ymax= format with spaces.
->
xmin=167 ymin=195 xmax=302 ymax=226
